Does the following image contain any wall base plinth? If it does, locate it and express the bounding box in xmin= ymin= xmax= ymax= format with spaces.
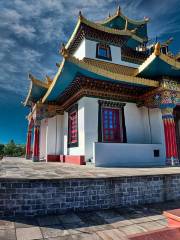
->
xmin=47 ymin=155 xmax=60 ymax=162
xmin=46 ymin=155 xmax=86 ymax=165
xmin=64 ymin=155 xmax=86 ymax=165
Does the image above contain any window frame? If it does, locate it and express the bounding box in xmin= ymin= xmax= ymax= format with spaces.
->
xmin=102 ymin=107 xmax=122 ymax=143
xmin=96 ymin=43 xmax=112 ymax=61
xmin=98 ymin=100 xmax=127 ymax=143
xmin=68 ymin=104 xmax=78 ymax=148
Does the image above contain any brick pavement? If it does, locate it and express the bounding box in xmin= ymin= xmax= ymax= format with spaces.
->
xmin=1 ymin=201 xmax=180 ymax=240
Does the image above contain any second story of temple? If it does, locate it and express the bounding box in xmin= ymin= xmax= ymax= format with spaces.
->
xmin=68 ymin=6 xmax=150 ymax=68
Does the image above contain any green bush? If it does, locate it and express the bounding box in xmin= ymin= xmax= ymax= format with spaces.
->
xmin=1 ymin=140 xmax=26 ymax=157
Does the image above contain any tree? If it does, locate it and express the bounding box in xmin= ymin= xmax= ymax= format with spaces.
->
xmin=0 ymin=144 xmax=4 ymax=155
xmin=3 ymin=140 xmax=26 ymax=157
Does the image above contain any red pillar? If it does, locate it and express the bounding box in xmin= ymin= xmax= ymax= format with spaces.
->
xmin=162 ymin=115 xmax=178 ymax=165
xmin=32 ymin=123 xmax=40 ymax=162
xmin=25 ymin=120 xmax=33 ymax=159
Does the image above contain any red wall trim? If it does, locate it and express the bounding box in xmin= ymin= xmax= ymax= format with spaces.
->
xmin=47 ymin=155 xmax=60 ymax=162
xmin=64 ymin=155 xmax=86 ymax=165
xmin=47 ymin=154 xmax=86 ymax=165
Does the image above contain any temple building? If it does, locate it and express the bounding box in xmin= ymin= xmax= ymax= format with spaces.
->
xmin=24 ymin=7 xmax=180 ymax=167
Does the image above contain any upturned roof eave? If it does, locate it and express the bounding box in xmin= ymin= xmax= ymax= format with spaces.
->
xmin=24 ymin=75 xmax=49 ymax=106
xmin=42 ymin=54 xmax=159 ymax=103
xmin=24 ymin=81 xmax=33 ymax=107
xmin=135 ymin=50 xmax=180 ymax=77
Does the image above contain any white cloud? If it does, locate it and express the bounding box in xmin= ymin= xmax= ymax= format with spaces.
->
xmin=12 ymin=24 xmax=36 ymax=39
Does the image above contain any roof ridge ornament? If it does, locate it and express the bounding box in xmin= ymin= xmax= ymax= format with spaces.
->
xmin=45 ymin=75 xmax=53 ymax=85
xmin=154 ymin=42 xmax=161 ymax=56
xmin=131 ymin=27 xmax=138 ymax=34
xmin=144 ymin=16 xmax=150 ymax=22
xmin=117 ymin=5 xmax=121 ymax=16
xmin=60 ymin=43 xmax=69 ymax=58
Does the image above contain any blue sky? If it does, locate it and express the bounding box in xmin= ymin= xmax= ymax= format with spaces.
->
xmin=0 ymin=0 xmax=180 ymax=144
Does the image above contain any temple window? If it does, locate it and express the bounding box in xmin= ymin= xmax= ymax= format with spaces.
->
xmin=68 ymin=104 xmax=78 ymax=147
xmin=98 ymin=100 xmax=127 ymax=143
xmin=161 ymin=46 xmax=168 ymax=54
xmin=96 ymin=43 xmax=112 ymax=61
xmin=102 ymin=108 xmax=121 ymax=142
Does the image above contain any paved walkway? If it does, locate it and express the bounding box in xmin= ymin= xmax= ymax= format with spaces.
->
xmin=1 ymin=200 xmax=180 ymax=240
xmin=1 ymin=157 xmax=180 ymax=179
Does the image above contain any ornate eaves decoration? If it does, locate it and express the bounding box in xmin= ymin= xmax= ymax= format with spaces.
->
xmin=28 ymin=102 xmax=63 ymax=122
xmin=139 ymin=79 xmax=179 ymax=108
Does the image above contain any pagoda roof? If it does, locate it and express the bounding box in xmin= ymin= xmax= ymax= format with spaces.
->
xmin=24 ymin=74 xmax=49 ymax=106
xmin=136 ymin=43 xmax=180 ymax=78
xmin=42 ymin=52 xmax=158 ymax=103
xmin=66 ymin=11 xmax=148 ymax=53
xmin=100 ymin=6 xmax=149 ymax=25
xmin=99 ymin=6 xmax=148 ymax=40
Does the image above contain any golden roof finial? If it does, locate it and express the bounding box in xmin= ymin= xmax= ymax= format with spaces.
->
xmin=154 ymin=42 xmax=161 ymax=56
xmin=144 ymin=16 xmax=150 ymax=22
xmin=117 ymin=5 xmax=121 ymax=16
xmin=79 ymin=10 xmax=83 ymax=20
xmin=60 ymin=43 xmax=69 ymax=58
xmin=28 ymin=73 xmax=35 ymax=81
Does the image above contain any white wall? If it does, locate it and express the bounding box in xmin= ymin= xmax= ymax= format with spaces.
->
xmin=125 ymin=103 xmax=145 ymax=143
xmin=61 ymin=97 xmax=166 ymax=164
xmin=40 ymin=119 xmax=47 ymax=159
xmin=63 ymin=112 xmax=68 ymax=155
xmin=149 ymin=108 xmax=164 ymax=144
xmin=73 ymin=38 xmax=139 ymax=68
xmin=46 ymin=115 xmax=63 ymax=159
xmin=94 ymin=143 xmax=165 ymax=167
xmin=124 ymin=104 xmax=165 ymax=145
xmin=84 ymin=98 xmax=99 ymax=162
xmin=73 ymin=38 xmax=86 ymax=60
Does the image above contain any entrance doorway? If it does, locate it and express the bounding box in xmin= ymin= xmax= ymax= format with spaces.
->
xmin=174 ymin=106 xmax=180 ymax=159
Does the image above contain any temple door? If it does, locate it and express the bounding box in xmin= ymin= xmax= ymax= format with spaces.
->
xmin=174 ymin=106 xmax=180 ymax=159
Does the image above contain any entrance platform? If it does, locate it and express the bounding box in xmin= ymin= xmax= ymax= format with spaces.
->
xmin=1 ymin=157 xmax=180 ymax=179
xmin=1 ymin=157 xmax=180 ymax=217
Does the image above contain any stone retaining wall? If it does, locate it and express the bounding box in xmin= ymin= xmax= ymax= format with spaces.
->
xmin=0 ymin=174 xmax=180 ymax=217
